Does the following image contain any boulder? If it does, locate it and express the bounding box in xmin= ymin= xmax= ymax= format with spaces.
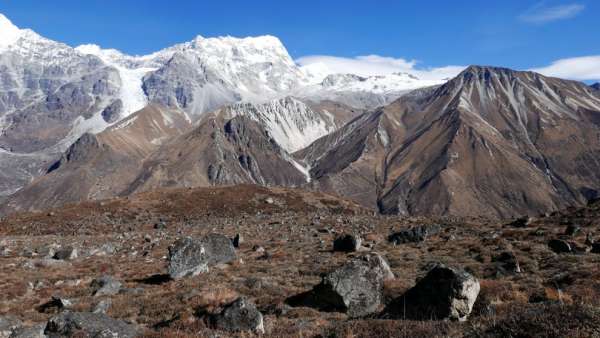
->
xmin=209 ymin=297 xmax=264 ymax=334
xmin=9 ymin=324 xmax=45 ymax=338
xmin=52 ymin=246 xmax=77 ymax=261
xmin=383 ymin=264 xmax=480 ymax=321
xmin=388 ymin=224 xmax=440 ymax=245
xmin=492 ymin=251 xmax=521 ymax=274
xmin=167 ymin=234 xmax=236 ymax=279
xmin=37 ymin=296 xmax=73 ymax=313
xmin=548 ymin=239 xmax=572 ymax=254
xmin=91 ymin=276 xmax=122 ymax=297
xmin=287 ymin=254 xmax=389 ymax=317
xmin=564 ymin=224 xmax=581 ymax=236
xmin=92 ymin=299 xmax=112 ymax=314
xmin=333 ymin=234 xmax=361 ymax=252
xmin=591 ymin=243 xmax=600 ymax=254
xmin=0 ymin=316 xmax=21 ymax=338
xmin=45 ymin=311 xmax=137 ymax=338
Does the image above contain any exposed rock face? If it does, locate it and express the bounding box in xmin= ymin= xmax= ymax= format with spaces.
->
xmin=209 ymin=297 xmax=265 ymax=334
xmin=299 ymin=66 xmax=600 ymax=218
xmin=0 ymin=105 xmax=192 ymax=215
xmin=383 ymin=265 xmax=480 ymax=321
xmin=287 ymin=254 xmax=389 ymax=317
xmin=124 ymin=114 xmax=307 ymax=195
xmin=167 ymin=234 xmax=236 ymax=279
xmin=333 ymin=233 xmax=362 ymax=252
xmin=45 ymin=311 xmax=138 ymax=338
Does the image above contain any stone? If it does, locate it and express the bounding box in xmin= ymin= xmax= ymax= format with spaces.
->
xmin=287 ymin=255 xmax=388 ymax=317
xmin=591 ymin=243 xmax=600 ymax=254
xmin=52 ymin=246 xmax=77 ymax=260
xmin=167 ymin=234 xmax=236 ymax=279
xmin=564 ymin=224 xmax=581 ymax=236
xmin=91 ymin=276 xmax=122 ymax=297
xmin=0 ymin=316 xmax=22 ymax=338
xmin=548 ymin=239 xmax=572 ymax=254
xmin=492 ymin=251 xmax=521 ymax=274
xmin=383 ymin=264 xmax=480 ymax=321
xmin=388 ymin=224 xmax=441 ymax=245
xmin=507 ymin=216 xmax=531 ymax=228
xmin=92 ymin=299 xmax=112 ymax=314
xmin=9 ymin=323 xmax=45 ymax=338
xmin=209 ymin=297 xmax=265 ymax=334
xmin=45 ymin=311 xmax=137 ymax=338
xmin=265 ymin=197 xmax=274 ymax=204
xmin=332 ymin=234 xmax=361 ymax=252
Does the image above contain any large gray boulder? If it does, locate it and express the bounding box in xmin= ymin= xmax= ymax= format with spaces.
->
xmin=287 ymin=253 xmax=392 ymax=317
xmin=167 ymin=234 xmax=236 ymax=279
xmin=383 ymin=264 xmax=480 ymax=321
xmin=45 ymin=311 xmax=137 ymax=338
xmin=209 ymin=297 xmax=264 ymax=334
xmin=0 ymin=316 xmax=22 ymax=338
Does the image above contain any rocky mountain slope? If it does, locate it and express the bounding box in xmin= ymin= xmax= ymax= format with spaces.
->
xmin=1 ymin=13 xmax=427 ymax=198
xmin=298 ymin=66 xmax=600 ymax=218
xmin=1 ymin=105 xmax=191 ymax=213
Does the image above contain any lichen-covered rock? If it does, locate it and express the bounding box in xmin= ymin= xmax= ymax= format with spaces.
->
xmin=383 ymin=264 xmax=480 ymax=321
xmin=209 ymin=297 xmax=264 ymax=334
xmin=388 ymin=224 xmax=440 ymax=244
xmin=287 ymin=254 xmax=390 ymax=317
xmin=167 ymin=234 xmax=236 ymax=279
xmin=45 ymin=311 xmax=137 ymax=338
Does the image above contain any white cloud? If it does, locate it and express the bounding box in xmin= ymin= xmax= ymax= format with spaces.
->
xmin=296 ymin=54 xmax=465 ymax=81
xmin=531 ymin=55 xmax=600 ymax=81
xmin=519 ymin=3 xmax=585 ymax=24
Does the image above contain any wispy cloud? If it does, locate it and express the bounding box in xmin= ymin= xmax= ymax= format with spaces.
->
xmin=531 ymin=55 xmax=600 ymax=81
xmin=296 ymin=55 xmax=465 ymax=81
xmin=519 ymin=3 xmax=585 ymax=24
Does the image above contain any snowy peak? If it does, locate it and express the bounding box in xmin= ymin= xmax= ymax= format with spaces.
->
xmin=0 ymin=13 xmax=23 ymax=50
xmin=592 ymin=82 xmax=600 ymax=91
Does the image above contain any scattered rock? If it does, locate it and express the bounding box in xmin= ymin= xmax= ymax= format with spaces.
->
xmin=37 ymin=296 xmax=73 ymax=314
xmin=209 ymin=297 xmax=265 ymax=334
xmin=585 ymin=233 xmax=594 ymax=246
xmin=287 ymin=255 xmax=387 ymax=317
xmin=492 ymin=251 xmax=521 ymax=274
xmin=265 ymin=197 xmax=274 ymax=204
xmin=154 ymin=221 xmax=167 ymax=230
xmin=45 ymin=311 xmax=137 ymax=338
xmin=506 ymin=216 xmax=532 ymax=228
xmin=388 ymin=225 xmax=440 ymax=245
xmin=548 ymin=239 xmax=572 ymax=254
xmin=332 ymin=233 xmax=361 ymax=252
xmin=91 ymin=275 xmax=122 ymax=297
xmin=253 ymin=245 xmax=265 ymax=254
xmin=564 ymin=224 xmax=581 ymax=236
xmin=383 ymin=264 xmax=480 ymax=321
xmin=52 ymin=246 xmax=77 ymax=261
xmin=168 ymin=234 xmax=236 ymax=279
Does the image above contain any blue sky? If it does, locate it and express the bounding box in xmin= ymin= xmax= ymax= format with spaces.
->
xmin=1 ymin=0 xmax=599 ymax=80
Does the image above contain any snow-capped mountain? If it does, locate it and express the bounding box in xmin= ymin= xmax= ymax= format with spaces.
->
xmin=294 ymin=72 xmax=442 ymax=109
xmin=0 ymin=12 xmax=440 ymax=200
